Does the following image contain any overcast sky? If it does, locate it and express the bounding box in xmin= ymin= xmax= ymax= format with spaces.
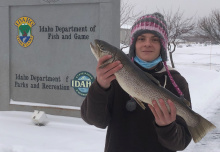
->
xmin=123 ymin=0 xmax=220 ymax=19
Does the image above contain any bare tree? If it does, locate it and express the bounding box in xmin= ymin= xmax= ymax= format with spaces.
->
xmin=163 ymin=9 xmax=195 ymax=68
xmin=120 ymin=0 xmax=142 ymax=50
xmin=120 ymin=1 xmax=141 ymax=27
xmin=198 ymin=10 xmax=220 ymax=44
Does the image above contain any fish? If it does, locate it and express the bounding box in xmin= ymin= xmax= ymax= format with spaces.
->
xmin=90 ymin=39 xmax=216 ymax=143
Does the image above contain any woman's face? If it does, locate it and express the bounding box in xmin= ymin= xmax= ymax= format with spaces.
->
xmin=135 ymin=33 xmax=161 ymax=62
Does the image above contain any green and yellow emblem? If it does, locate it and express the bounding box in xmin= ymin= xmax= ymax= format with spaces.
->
xmin=15 ymin=17 xmax=36 ymax=47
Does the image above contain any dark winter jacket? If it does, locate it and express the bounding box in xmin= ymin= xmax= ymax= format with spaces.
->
xmin=81 ymin=62 xmax=192 ymax=152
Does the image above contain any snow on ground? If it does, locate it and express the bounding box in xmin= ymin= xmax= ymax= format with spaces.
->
xmin=0 ymin=112 xmax=106 ymax=152
xmin=173 ymin=44 xmax=220 ymax=115
xmin=0 ymin=44 xmax=220 ymax=152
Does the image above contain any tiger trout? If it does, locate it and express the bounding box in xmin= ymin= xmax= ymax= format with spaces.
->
xmin=90 ymin=39 xmax=216 ymax=143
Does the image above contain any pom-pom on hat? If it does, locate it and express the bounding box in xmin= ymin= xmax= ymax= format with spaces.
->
xmin=129 ymin=12 xmax=168 ymax=61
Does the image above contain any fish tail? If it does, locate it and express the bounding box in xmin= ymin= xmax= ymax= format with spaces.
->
xmin=188 ymin=114 xmax=216 ymax=143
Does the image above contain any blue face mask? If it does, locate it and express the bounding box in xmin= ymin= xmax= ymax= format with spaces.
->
xmin=134 ymin=56 xmax=162 ymax=69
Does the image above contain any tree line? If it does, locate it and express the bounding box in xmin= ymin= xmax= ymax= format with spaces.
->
xmin=120 ymin=1 xmax=220 ymax=68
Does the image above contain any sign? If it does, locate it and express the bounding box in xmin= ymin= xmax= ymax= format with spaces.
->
xmin=0 ymin=0 xmax=120 ymax=116
xmin=71 ymin=71 xmax=94 ymax=97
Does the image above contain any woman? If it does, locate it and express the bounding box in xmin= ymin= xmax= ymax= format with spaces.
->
xmin=81 ymin=12 xmax=192 ymax=152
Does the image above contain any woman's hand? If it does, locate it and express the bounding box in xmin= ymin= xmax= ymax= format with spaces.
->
xmin=148 ymin=99 xmax=176 ymax=126
xmin=96 ymin=55 xmax=123 ymax=89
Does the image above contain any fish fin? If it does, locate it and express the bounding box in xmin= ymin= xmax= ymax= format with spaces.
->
xmin=144 ymin=72 xmax=161 ymax=87
xmin=99 ymin=62 xmax=109 ymax=68
xmin=182 ymin=98 xmax=191 ymax=107
xmin=99 ymin=58 xmax=114 ymax=68
xmin=187 ymin=113 xmax=216 ymax=143
xmin=133 ymin=97 xmax=146 ymax=110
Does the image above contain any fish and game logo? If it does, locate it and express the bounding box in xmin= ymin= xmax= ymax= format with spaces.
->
xmin=71 ymin=71 xmax=94 ymax=97
xmin=15 ymin=17 xmax=36 ymax=47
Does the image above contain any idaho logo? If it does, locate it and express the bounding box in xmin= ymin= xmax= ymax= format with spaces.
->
xmin=71 ymin=71 xmax=94 ymax=97
xmin=15 ymin=17 xmax=36 ymax=47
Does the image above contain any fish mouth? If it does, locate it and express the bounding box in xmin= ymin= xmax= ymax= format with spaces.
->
xmin=90 ymin=41 xmax=100 ymax=60
xmin=90 ymin=40 xmax=101 ymax=51
xmin=90 ymin=42 xmax=96 ymax=51
xmin=94 ymin=40 xmax=102 ymax=51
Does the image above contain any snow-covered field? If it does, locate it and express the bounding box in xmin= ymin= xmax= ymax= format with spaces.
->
xmin=0 ymin=44 xmax=220 ymax=152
